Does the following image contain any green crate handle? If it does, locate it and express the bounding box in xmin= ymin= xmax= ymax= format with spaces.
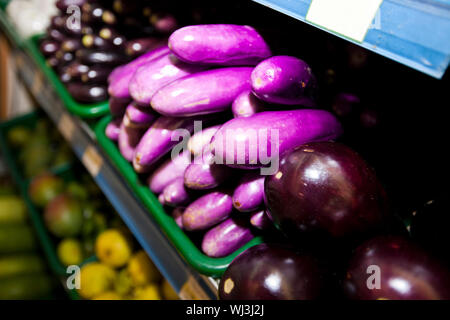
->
xmin=95 ymin=115 xmax=263 ymax=277
xmin=24 ymin=35 xmax=110 ymax=119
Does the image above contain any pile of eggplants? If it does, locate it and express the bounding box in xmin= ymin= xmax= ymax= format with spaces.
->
xmin=105 ymin=23 xmax=343 ymax=258
xmin=39 ymin=0 xmax=178 ymax=103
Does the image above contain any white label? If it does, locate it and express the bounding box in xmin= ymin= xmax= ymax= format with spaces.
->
xmin=306 ymin=0 xmax=383 ymax=42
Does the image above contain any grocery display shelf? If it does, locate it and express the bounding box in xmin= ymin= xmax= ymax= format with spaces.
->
xmin=1 ymin=16 xmax=218 ymax=300
xmin=251 ymin=0 xmax=450 ymax=79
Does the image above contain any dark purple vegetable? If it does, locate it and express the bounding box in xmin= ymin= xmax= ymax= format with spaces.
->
xmin=109 ymin=96 xmax=130 ymax=117
xmin=75 ymin=49 xmax=127 ymax=66
xmin=219 ymin=244 xmax=325 ymax=299
xmin=172 ymin=207 xmax=184 ymax=229
xmin=332 ymin=93 xmax=360 ymax=118
xmin=211 ymin=110 xmax=342 ymax=170
xmin=98 ymin=27 xmax=126 ymax=47
xmin=108 ymin=45 xmax=170 ymax=99
xmin=150 ymin=13 xmax=178 ymax=34
xmin=232 ymin=89 xmax=266 ymax=118
xmin=55 ymin=50 xmax=75 ymax=66
xmin=47 ymin=28 xmax=66 ymax=42
xmin=46 ymin=55 xmax=60 ymax=69
xmin=50 ymin=15 xmax=66 ymax=31
xmin=232 ymin=172 xmax=264 ymax=212
xmin=65 ymin=61 xmax=89 ymax=80
xmin=118 ymin=123 xmax=145 ymax=162
xmin=182 ymin=190 xmax=233 ymax=231
xmin=148 ymin=150 xmax=191 ymax=193
xmin=264 ymin=142 xmax=390 ymax=240
xmin=80 ymin=66 xmax=112 ymax=84
xmin=151 ymin=67 xmax=253 ymax=117
xmin=124 ymin=38 xmax=166 ymax=58
xmin=56 ymin=0 xmax=87 ymax=12
xmin=343 ymin=236 xmax=450 ymax=300
xmin=123 ymin=103 xmax=157 ymax=129
xmin=202 ymin=218 xmax=254 ymax=258
xmin=184 ymin=150 xmax=232 ymax=190
xmin=251 ymin=56 xmax=317 ymax=106
xmin=129 ymin=53 xmax=206 ymax=107
xmin=40 ymin=39 xmax=60 ymax=57
xmin=168 ymin=24 xmax=271 ymax=66
xmin=105 ymin=118 xmax=121 ymax=141
xmin=66 ymin=83 xmax=107 ymax=103
xmin=81 ymin=34 xmax=115 ymax=50
xmin=61 ymin=38 xmax=82 ymax=52
xmin=162 ymin=178 xmax=191 ymax=207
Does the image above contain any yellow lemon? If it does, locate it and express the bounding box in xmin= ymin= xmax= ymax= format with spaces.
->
xmin=95 ymin=229 xmax=133 ymax=268
xmin=78 ymin=262 xmax=117 ymax=299
xmin=92 ymin=291 xmax=122 ymax=300
xmin=127 ymin=250 xmax=161 ymax=286
xmin=57 ymin=238 xmax=84 ymax=266
xmin=133 ymin=284 xmax=161 ymax=300
xmin=114 ymin=269 xmax=134 ymax=296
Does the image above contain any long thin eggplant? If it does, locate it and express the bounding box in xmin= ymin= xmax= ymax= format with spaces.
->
xmin=66 ymin=83 xmax=107 ymax=103
xmin=123 ymin=103 xmax=157 ymax=129
xmin=118 ymin=123 xmax=146 ymax=162
xmin=105 ymin=118 xmax=121 ymax=141
xmin=163 ymin=178 xmax=191 ymax=207
xmin=187 ymin=125 xmax=221 ymax=157
xmin=80 ymin=66 xmax=113 ymax=84
xmin=109 ymin=96 xmax=131 ymax=117
xmin=232 ymin=172 xmax=265 ymax=212
xmin=76 ymin=49 xmax=127 ymax=66
xmin=232 ymin=89 xmax=266 ymax=118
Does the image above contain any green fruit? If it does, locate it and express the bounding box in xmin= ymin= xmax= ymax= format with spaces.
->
xmin=0 ymin=254 xmax=46 ymax=279
xmin=7 ymin=126 xmax=31 ymax=148
xmin=44 ymin=194 xmax=83 ymax=238
xmin=28 ymin=173 xmax=65 ymax=207
xmin=83 ymin=237 xmax=96 ymax=257
xmin=0 ymin=225 xmax=37 ymax=254
xmin=57 ymin=238 xmax=84 ymax=266
xmin=0 ymin=274 xmax=54 ymax=299
xmin=66 ymin=181 xmax=89 ymax=201
xmin=0 ymin=195 xmax=27 ymax=225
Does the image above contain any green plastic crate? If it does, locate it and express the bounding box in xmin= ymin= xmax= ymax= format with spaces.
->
xmin=95 ymin=115 xmax=263 ymax=277
xmin=24 ymin=35 xmax=110 ymax=119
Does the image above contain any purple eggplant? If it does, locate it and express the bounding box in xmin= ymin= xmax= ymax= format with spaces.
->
xmin=123 ymin=103 xmax=157 ymax=129
xmin=202 ymin=218 xmax=255 ymax=258
xmin=148 ymin=150 xmax=191 ymax=193
xmin=163 ymin=178 xmax=191 ymax=207
xmin=105 ymin=118 xmax=121 ymax=141
xmin=184 ymin=150 xmax=232 ymax=190
xmin=125 ymin=38 xmax=167 ymax=58
xmin=250 ymin=210 xmax=273 ymax=231
xmin=150 ymin=67 xmax=253 ymax=117
xmin=232 ymin=89 xmax=266 ymax=118
xmin=81 ymin=34 xmax=115 ymax=50
xmin=65 ymin=61 xmax=89 ymax=80
xmin=80 ymin=66 xmax=112 ymax=84
xmin=150 ymin=13 xmax=178 ymax=34
xmin=47 ymin=28 xmax=66 ymax=42
xmin=187 ymin=125 xmax=221 ymax=157
xmin=76 ymin=49 xmax=127 ymax=66
xmin=133 ymin=116 xmax=197 ymax=172
xmin=56 ymin=0 xmax=87 ymax=12
xmin=109 ymin=96 xmax=131 ymax=117
xmin=172 ymin=207 xmax=184 ymax=229
xmin=211 ymin=110 xmax=343 ymax=170
xmin=118 ymin=123 xmax=145 ymax=162
xmin=168 ymin=24 xmax=271 ymax=66
xmin=66 ymin=83 xmax=107 ymax=103
xmin=61 ymin=39 xmax=82 ymax=53
xmin=158 ymin=193 xmax=165 ymax=205
xmin=129 ymin=53 xmax=206 ymax=107
xmin=251 ymin=56 xmax=317 ymax=106
xmin=232 ymin=172 xmax=265 ymax=212
xmin=40 ymin=39 xmax=60 ymax=57
xmin=108 ymin=45 xmax=170 ymax=99
xmin=182 ymin=190 xmax=233 ymax=231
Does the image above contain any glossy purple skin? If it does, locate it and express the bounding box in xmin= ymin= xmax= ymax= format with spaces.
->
xmin=251 ymin=56 xmax=317 ymax=106
xmin=332 ymin=92 xmax=360 ymax=118
xmin=163 ymin=178 xmax=191 ymax=207
xmin=182 ymin=190 xmax=233 ymax=231
xmin=168 ymin=24 xmax=271 ymax=66
xmin=211 ymin=110 xmax=343 ymax=169
xmin=202 ymin=218 xmax=254 ymax=258
xmin=231 ymin=90 xmax=266 ymax=118
xmin=129 ymin=53 xmax=206 ymax=106
xmin=125 ymin=38 xmax=166 ymax=58
xmin=172 ymin=207 xmax=184 ymax=229
xmin=123 ymin=103 xmax=157 ymax=129
xmin=150 ymin=67 xmax=253 ymax=117
xmin=187 ymin=125 xmax=221 ymax=157
xmin=108 ymin=46 xmax=170 ymax=99
xmin=250 ymin=210 xmax=273 ymax=230
xmin=264 ymin=142 xmax=389 ymax=239
xmin=133 ymin=116 xmax=196 ymax=172
xmin=219 ymin=244 xmax=324 ymax=299
xmin=56 ymin=0 xmax=86 ymax=11
xmin=343 ymin=236 xmax=450 ymax=300
xmin=233 ymin=172 xmax=265 ymax=212
xmin=184 ymin=150 xmax=232 ymax=190
xmin=158 ymin=193 xmax=165 ymax=205
xmin=40 ymin=40 xmax=60 ymax=57
xmin=105 ymin=118 xmax=121 ymax=141
xmin=148 ymin=150 xmax=192 ymax=194
xmin=118 ymin=123 xmax=145 ymax=162
xmin=109 ymin=96 xmax=131 ymax=117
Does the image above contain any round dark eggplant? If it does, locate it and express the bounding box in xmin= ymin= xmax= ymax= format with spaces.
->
xmin=80 ymin=66 xmax=112 ymax=84
xmin=75 ymin=49 xmax=127 ymax=66
xmin=66 ymin=83 xmax=108 ymax=103
xmin=40 ymin=39 xmax=60 ymax=57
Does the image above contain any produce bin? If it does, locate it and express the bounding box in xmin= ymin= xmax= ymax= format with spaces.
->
xmin=95 ymin=115 xmax=264 ymax=277
xmin=24 ymin=35 xmax=110 ymax=119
